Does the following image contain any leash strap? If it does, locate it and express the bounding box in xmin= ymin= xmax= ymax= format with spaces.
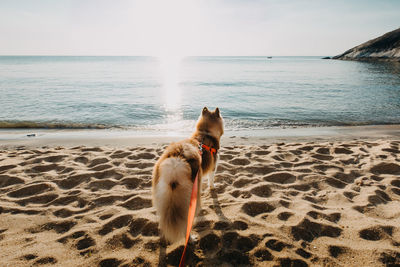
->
xmin=201 ymin=144 xmax=216 ymax=157
xmin=178 ymin=170 xmax=199 ymax=267
xmin=179 ymin=141 xmax=215 ymax=266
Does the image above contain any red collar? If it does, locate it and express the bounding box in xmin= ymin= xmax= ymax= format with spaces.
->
xmin=199 ymin=143 xmax=217 ymax=157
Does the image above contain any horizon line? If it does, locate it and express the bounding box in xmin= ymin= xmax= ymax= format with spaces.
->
xmin=0 ymin=55 xmax=332 ymax=57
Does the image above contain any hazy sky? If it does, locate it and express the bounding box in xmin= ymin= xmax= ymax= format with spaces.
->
xmin=0 ymin=0 xmax=399 ymax=56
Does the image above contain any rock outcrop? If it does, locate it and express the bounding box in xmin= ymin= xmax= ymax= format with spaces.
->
xmin=333 ymin=28 xmax=400 ymax=61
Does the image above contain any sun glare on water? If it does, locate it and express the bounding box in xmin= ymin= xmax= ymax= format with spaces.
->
xmin=134 ymin=0 xmax=202 ymax=132
xmin=155 ymin=55 xmax=187 ymax=135
xmin=158 ymin=55 xmax=182 ymax=111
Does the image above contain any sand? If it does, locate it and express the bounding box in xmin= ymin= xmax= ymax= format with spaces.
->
xmin=0 ymin=129 xmax=400 ymax=266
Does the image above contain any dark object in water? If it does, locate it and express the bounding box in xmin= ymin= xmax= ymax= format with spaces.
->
xmin=27 ymin=133 xmax=36 ymax=137
xmin=267 ymin=56 xmax=272 ymax=59
xmin=321 ymin=56 xmax=331 ymax=59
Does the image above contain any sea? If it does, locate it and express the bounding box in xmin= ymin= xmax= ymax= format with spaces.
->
xmin=1 ymin=56 xmax=399 ymax=134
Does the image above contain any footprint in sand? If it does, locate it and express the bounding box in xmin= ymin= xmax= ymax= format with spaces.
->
xmin=392 ymin=187 xmax=400 ymax=195
xmin=110 ymin=151 xmax=131 ymax=159
xmin=371 ymin=162 xmax=400 ymax=175
xmin=16 ymin=193 xmax=58 ymax=206
xmin=53 ymin=208 xmax=74 ymax=218
xmin=93 ymin=169 xmax=123 ymax=180
xmin=119 ymin=196 xmax=152 ymax=210
xmin=334 ymin=147 xmax=353 ymax=154
xmin=254 ymin=149 xmax=270 ymax=156
xmin=221 ymin=231 xmax=259 ymax=253
xmin=136 ymin=152 xmax=156 ymax=160
xmin=166 ymin=245 xmax=200 ymax=266
xmin=81 ymin=147 xmax=103 ymax=152
xmin=277 ymin=258 xmax=308 ymax=267
xmin=41 ymin=155 xmax=67 ymax=163
xmin=391 ymin=179 xmax=400 ymax=188
xmin=311 ymin=153 xmax=334 ymax=161
xmin=199 ymin=233 xmax=220 ymax=252
xmin=30 ymin=163 xmax=59 ymax=173
xmin=316 ymin=147 xmax=330 ymax=154
xmin=241 ymin=201 xmax=275 ymax=216
xmin=21 ymin=254 xmax=38 ymax=261
xmin=194 ymin=220 xmax=213 ymax=232
xmin=120 ymin=177 xmax=142 ymax=189
xmin=229 ymin=158 xmax=251 ymax=166
xmin=232 ymin=177 xmax=253 ymax=188
xmin=74 ymin=156 xmax=89 ymax=165
xmin=277 ymin=211 xmax=294 ymax=221
xmin=325 ymin=177 xmax=347 ymax=189
xmin=7 ymin=183 xmax=53 ymax=198
xmin=328 ymin=245 xmax=349 ymax=258
xmin=57 ymin=173 xmax=91 ymax=189
xmin=343 ymin=191 xmax=358 ymax=200
xmin=291 ymin=218 xmax=342 ymax=242
xmin=35 ymin=257 xmax=58 ymax=265
xmin=232 ymin=220 xmax=248 ymax=230
xmin=306 ymin=210 xmax=341 ymax=223
xmin=31 ymin=220 xmax=77 ymax=234
xmin=295 ymin=248 xmax=312 ymax=259
xmin=0 ymin=174 xmax=24 ymax=188
xmin=264 ymin=172 xmax=296 ymax=184
xmin=88 ymin=157 xmax=109 ymax=167
xmin=249 ymin=184 xmax=273 ymax=198
xmin=0 ymin=164 xmax=17 ymax=173
xmin=254 ymin=249 xmax=274 ymax=261
xmin=108 ymin=233 xmax=138 ymax=250
xmin=98 ymin=215 xmax=133 ymax=236
xmin=359 ymin=225 xmax=393 ymax=241
xmin=266 ymin=238 xmax=292 ymax=252
xmin=98 ymin=258 xmax=122 ymax=267
xmin=88 ymin=179 xmax=117 ymax=191
xmin=368 ymin=189 xmax=392 ymax=205
xmin=90 ymin=164 xmax=113 ymax=171
xmin=213 ymin=221 xmax=230 ymax=230
xmin=379 ymin=251 xmax=400 ymax=266
xmin=76 ymin=235 xmax=96 ymax=252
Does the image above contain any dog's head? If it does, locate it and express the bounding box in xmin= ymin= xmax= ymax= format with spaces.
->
xmin=195 ymin=107 xmax=224 ymax=139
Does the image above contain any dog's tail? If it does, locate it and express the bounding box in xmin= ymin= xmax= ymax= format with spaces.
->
xmin=153 ymin=157 xmax=195 ymax=243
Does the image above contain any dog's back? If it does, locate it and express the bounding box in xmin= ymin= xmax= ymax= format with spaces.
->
xmin=152 ymin=140 xmax=201 ymax=243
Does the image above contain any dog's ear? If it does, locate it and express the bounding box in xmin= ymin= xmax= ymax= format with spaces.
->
xmin=202 ymin=107 xmax=209 ymax=116
xmin=215 ymin=107 xmax=220 ymax=117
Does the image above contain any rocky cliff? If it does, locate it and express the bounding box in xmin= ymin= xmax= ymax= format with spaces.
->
xmin=333 ymin=27 xmax=400 ymax=61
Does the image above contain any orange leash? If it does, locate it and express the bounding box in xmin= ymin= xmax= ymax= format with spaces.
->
xmin=178 ymin=171 xmax=199 ymax=267
xmin=179 ymin=142 xmax=216 ymax=266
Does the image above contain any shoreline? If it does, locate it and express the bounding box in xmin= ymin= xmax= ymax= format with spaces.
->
xmin=1 ymin=124 xmax=400 ymax=148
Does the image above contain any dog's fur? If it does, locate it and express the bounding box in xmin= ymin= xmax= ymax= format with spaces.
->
xmin=152 ymin=107 xmax=224 ymax=243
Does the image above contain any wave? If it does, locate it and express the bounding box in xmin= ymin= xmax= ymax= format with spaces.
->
xmin=0 ymin=121 xmax=114 ymax=129
xmin=223 ymin=118 xmax=400 ymax=130
xmin=1 ymin=119 xmax=398 ymax=131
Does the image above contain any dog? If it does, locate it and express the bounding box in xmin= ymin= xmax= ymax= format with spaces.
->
xmin=152 ymin=107 xmax=224 ymax=243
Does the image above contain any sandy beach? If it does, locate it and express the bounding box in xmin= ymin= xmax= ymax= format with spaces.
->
xmin=1 ymin=126 xmax=400 ymax=266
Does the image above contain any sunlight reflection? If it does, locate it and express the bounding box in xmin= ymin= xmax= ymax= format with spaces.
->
xmin=159 ymin=56 xmax=182 ymax=110
xmin=158 ymin=56 xmax=183 ymax=132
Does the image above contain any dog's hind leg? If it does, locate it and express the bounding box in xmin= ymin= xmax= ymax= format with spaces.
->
xmin=208 ymin=155 xmax=219 ymax=189
xmin=207 ymin=172 xmax=215 ymax=189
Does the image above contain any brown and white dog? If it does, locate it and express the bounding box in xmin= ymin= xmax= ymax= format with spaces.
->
xmin=152 ymin=107 xmax=224 ymax=243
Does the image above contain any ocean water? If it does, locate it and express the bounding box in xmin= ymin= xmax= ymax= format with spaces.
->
xmin=0 ymin=56 xmax=400 ymax=133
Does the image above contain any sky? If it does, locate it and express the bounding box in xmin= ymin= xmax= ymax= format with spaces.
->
xmin=0 ymin=0 xmax=399 ymax=56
